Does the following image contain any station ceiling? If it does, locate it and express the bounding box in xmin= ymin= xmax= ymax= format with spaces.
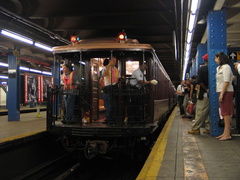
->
xmin=0 ymin=0 xmax=240 ymax=86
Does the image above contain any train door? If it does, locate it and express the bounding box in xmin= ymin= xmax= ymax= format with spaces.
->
xmin=90 ymin=59 xmax=100 ymax=120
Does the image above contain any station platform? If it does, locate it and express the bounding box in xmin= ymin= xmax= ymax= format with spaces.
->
xmin=0 ymin=111 xmax=46 ymax=143
xmin=0 ymin=105 xmax=47 ymax=115
xmin=137 ymin=107 xmax=240 ymax=180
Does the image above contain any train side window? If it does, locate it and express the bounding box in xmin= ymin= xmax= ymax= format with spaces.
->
xmin=126 ymin=61 xmax=139 ymax=75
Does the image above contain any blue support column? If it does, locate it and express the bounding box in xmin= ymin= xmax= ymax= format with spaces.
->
xmin=196 ymin=44 xmax=207 ymax=70
xmin=193 ymin=57 xmax=198 ymax=76
xmin=189 ymin=66 xmax=192 ymax=78
xmin=207 ymin=9 xmax=227 ymax=136
xmin=52 ymin=61 xmax=60 ymax=115
xmin=192 ymin=58 xmax=196 ymax=76
xmin=7 ymin=49 xmax=20 ymax=121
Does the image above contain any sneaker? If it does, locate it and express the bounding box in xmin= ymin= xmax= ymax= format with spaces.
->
xmin=203 ymin=130 xmax=210 ymax=134
xmin=188 ymin=129 xmax=200 ymax=134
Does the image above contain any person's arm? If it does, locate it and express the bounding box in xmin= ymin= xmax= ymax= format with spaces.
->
xmin=103 ymin=64 xmax=111 ymax=77
xmin=190 ymin=84 xmax=193 ymax=100
xmin=138 ymin=79 xmax=151 ymax=85
xmin=61 ymin=74 xmax=67 ymax=89
xmin=219 ymin=82 xmax=229 ymax=102
xmin=199 ymin=83 xmax=208 ymax=93
xmin=219 ymin=65 xmax=232 ymax=102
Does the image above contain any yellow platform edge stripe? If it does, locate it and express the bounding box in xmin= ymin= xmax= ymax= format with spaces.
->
xmin=136 ymin=106 xmax=177 ymax=180
xmin=0 ymin=129 xmax=46 ymax=144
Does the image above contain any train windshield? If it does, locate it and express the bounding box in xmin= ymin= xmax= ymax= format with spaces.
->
xmin=55 ymin=50 xmax=152 ymax=81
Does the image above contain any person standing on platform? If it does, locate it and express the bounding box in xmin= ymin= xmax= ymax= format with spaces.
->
xmin=188 ymin=54 xmax=210 ymax=135
xmin=182 ymin=79 xmax=190 ymax=118
xmin=215 ymin=52 xmax=234 ymax=140
xmin=176 ymin=80 xmax=185 ymax=115
xmin=99 ymin=58 xmax=111 ymax=123
xmin=102 ymin=56 xmax=119 ymax=124
xmin=189 ymin=75 xmax=197 ymax=104
xmin=61 ymin=64 xmax=79 ymax=124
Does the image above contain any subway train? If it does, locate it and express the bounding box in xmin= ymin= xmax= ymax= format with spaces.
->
xmin=47 ymin=33 xmax=177 ymax=159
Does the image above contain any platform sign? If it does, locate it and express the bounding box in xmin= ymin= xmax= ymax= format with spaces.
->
xmin=229 ymin=52 xmax=237 ymax=60
xmin=229 ymin=52 xmax=240 ymax=61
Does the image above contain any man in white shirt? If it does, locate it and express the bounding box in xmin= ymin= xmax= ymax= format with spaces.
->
xmin=128 ymin=62 xmax=157 ymax=122
xmin=130 ymin=63 xmax=157 ymax=88
xmin=176 ymin=80 xmax=185 ymax=115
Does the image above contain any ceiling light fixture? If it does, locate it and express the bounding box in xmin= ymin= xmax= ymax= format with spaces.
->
xmin=1 ymin=30 xmax=33 ymax=45
xmin=182 ymin=0 xmax=201 ymax=80
xmin=0 ymin=75 xmax=8 ymax=79
xmin=34 ymin=42 xmax=52 ymax=52
xmin=0 ymin=62 xmax=8 ymax=67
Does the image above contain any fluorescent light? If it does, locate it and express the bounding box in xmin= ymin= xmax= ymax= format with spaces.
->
xmin=182 ymin=0 xmax=201 ymax=80
xmin=20 ymin=66 xmax=29 ymax=71
xmin=34 ymin=42 xmax=52 ymax=51
xmin=187 ymin=33 xmax=193 ymax=44
xmin=0 ymin=62 xmax=8 ymax=67
xmin=1 ymin=30 xmax=33 ymax=45
xmin=0 ymin=75 xmax=8 ymax=79
xmin=190 ymin=0 xmax=200 ymax=14
xmin=188 ymin=14 xmax=196 ymax=33
xmin=42 ymin=71 xmax=52 ymax=75
xmin=29 ymin=69 xmax=41 ymax=73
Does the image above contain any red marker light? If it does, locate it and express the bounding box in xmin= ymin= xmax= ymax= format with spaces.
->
xmin=118 ymin=31 xmax=127 ymax=42
xmin=119 ymin=34 xmax=125 ymax=40
xmin=71 ymin=36 xmax=77 ymax=42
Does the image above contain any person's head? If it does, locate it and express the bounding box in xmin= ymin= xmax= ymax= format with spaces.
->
xmin=214 ymin=52 xmax=229 ymax=66
xmin=62 ymin=64 xmax=72 ymax=73
xmin=185 ymin=79 xmax=190 ymax=84
xmin=191 ymin=75 xmax=197 ymax=81
xmin=109 ymin=56 xmax=117 ymax=66
xmin=139 ymin=62 xmax=147 ymax=71
xmin=103 ymin=58 xmax=109 ymax=66
xmin=202 ymin=54 xmax=208 ymax=64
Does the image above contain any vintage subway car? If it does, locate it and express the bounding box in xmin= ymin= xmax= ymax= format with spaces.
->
xmin=47 ymin=35 xmax=176 ymax=158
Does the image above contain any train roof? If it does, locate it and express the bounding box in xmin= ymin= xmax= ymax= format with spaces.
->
xmin=52 ymin=38 xmax=154 ymax=54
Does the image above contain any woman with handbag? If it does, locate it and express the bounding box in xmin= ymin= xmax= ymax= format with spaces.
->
xmin=215 ymin=52 xmax=234 ymax=141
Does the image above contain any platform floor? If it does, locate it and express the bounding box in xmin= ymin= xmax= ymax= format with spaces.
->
xmin=0 ymin=111 xmax=46 ymax=143
xmin=137 ymin=107 xmax=240 ymax=180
